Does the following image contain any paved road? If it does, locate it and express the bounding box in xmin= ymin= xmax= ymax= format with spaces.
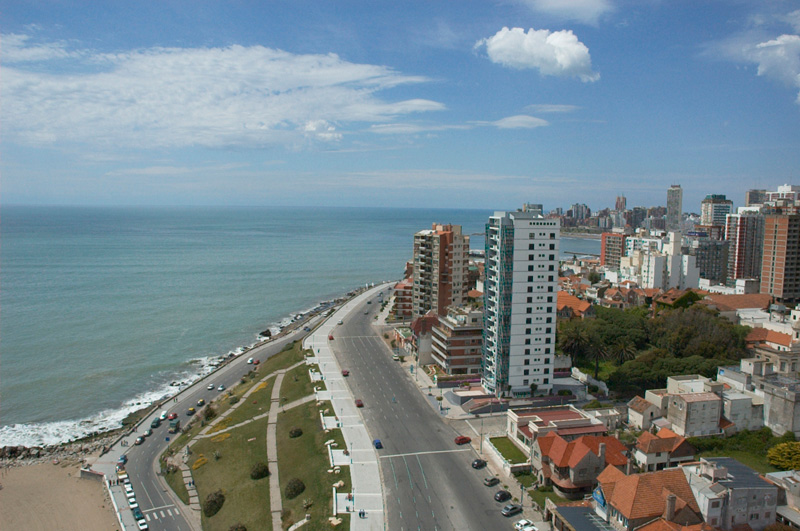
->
xmin=98 ymin=317 xmax=321 ymax=531
xmin=334 ymin=295 xmax=512 ymax=530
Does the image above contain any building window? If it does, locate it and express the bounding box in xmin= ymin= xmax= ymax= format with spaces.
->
xmin=524 ymin=369 xmax=529 ymax=375
xmin=524 ymin=359 xmax=530 ymax=366
xmin=523 ymin=379 xmax=529 ymax=385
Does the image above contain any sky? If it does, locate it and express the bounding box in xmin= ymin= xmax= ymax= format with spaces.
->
xmin=1 ymin=0 xmax=799 ymax=212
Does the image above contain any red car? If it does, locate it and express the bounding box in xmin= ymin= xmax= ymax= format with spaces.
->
xmin=355 ymin=399 xmax=364 ymax=408
xmin=167 ymin=413 xmax=178 ymax=420
xmin=328 ymin=334 xmax=334 ymax=341
xmin=454 ymin=435 xmax=472 ymax=445
xmin=253 ymin=359 xmax=260 ymax=365
xmin=341 ymin=370 xmax=350 ymax=377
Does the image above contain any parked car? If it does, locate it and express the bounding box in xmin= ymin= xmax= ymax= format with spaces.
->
xmin=373 ymin=439 xmax=383 ymax=449
xmin=137 ymin=520 xmax=149 ymax=530
xmin=494 ymin=490 xmax=511 ymax=502
xmin=167 ymin=413 xmax=178 ymax=420
xmin=128 ymin=497 xmax=138 ymax=509
xmin=502 ymin=504 xmax=523 ymax=517
xmin=118 ymin=455 xmax=128 ymax=465
xmin=471 ymin=459 xmax=487 ymax=469
xmin=328 ymin=334 xmax=334 ymax=340
xmin=132 ymin=507 xmax=144 ymax=521
xmin=454 ymin=435 xmax=471 ymax=445
xmin=355 ymin=399 xmax=364 ymax=408
xmin=338 ymin=320 xmax=343 ymax=325
xmin=341 ymin=369 xmax=350 ymax=377
xmin=515 ymin=520 xmax=537 ymax=531
xmin=392 ymin=354 xmax=400 ymax=361
xmin=483 ymin=477 xmax=500 ymax=487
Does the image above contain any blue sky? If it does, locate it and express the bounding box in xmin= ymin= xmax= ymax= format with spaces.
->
xmin=2 ymin=1 xmax=799 ymax=212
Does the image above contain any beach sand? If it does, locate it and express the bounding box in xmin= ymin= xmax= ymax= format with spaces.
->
xmin=0 ymin=461 xmax=119 ymax=530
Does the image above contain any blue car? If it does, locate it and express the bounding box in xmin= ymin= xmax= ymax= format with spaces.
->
xmin=373 ymin=439 xmax=383 ymax=449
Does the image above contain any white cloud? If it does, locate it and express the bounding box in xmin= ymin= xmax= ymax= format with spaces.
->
xmin=476 ymin=27 xmax=599 ymax=82
xmin=1 ymin=37 xmax=445 ymax=149
xmin=1 ymin=33 xmax=81 ymax=62
xmin=491 ymin=115 xmax=549 ymax=129
xmin=516 ymin=0 xmax=614 ymax=25
xmin=525 ymin=104 xmax=580 ymax=113
xmin=368 ymin=123 xmax=469 ymax=135
xmin=781 ymin=10 xmax=800 ymax=33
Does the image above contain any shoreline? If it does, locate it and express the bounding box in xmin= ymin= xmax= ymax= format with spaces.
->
xmin=0 ymin=282 xmax=382 ymax=455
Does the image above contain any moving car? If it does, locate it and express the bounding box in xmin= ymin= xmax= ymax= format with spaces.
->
xmin=328 ymin=334 xmax=334 ymax=340
xmin=196 ymin=399 xmax=205 ymax=407
xmin=134 ymin=436 xmax=144 ymax=445
xmin=355 ymin=399 xmax=364 ymax=408
xmin=471 ymin=459 xmax=487 ymax=469
xmin=253 ymin=359 xmax=260 ymax=365
xmin=208 ymin=383 xmax=215 ymax=390
xmin=218 ymin=384 xmax=225 ymax=391
xmin=515 ymin=519 xmax=537 ymax=531
xmin=373 ymin=439 xmax=383 ymax=449
xmin=150 ymin=418 xmax=161 ymax=429
xmin=159 ymin=411 xmax=168 ymax=420
xmin=502 ymin=504 xmax=523 ymax=517
xmin=483 ymin=477 xmax=500 ymax=487
xmin=186 ymin=407 xmax=196 ymax=416
xmin=454 ymin=435 xmax=471 ymax=445
xmin=341 ymin=369 xmax=350 ymax=377
xmin=167 ymin=413 xmax=178 ymax=420
xmin=247 ymin=357 xmax=254 ymax=364
xmin=142 ymin=429 xmax=152 ymax=437
xmin=494 ymin=490 xmax=511 ymax=502
xmin=338 ymin=320 xmax=343 ymax=325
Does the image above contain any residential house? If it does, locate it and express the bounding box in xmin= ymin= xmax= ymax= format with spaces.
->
xmin=532 ymin=433 xmax=628 ymax=499
xmin=632 ymin=428 xmax=695 ymax=472
xmin=507 ymin=405 xmax=608 ymax=454
xmin=627 ymin=396 xmax=662 ymax=431
xmin=557 ymin=291 xmax=595 ymax=320
xmin=666 ymin=392 xmax=722 ymax=438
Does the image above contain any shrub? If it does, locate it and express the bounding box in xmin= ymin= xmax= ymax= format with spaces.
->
xmin=588 ymin=385 xmax=599 ymax=393
xmin=250 ymin=462 xmax=270 ymax=480
xmin=285 ymin=478 xmax=306 ymax=499
xmin=768 ymin=441 xmax=800 ymax=470
xmin=204 ymin=406 xmax=217 ymax=421
xmin=203 ymin=490 xmax=225 ymax=517
xmin=229 ymin=396 xmax=240 ymax=405
xmin=289 ymin=427 xmax=303 ymax=438
xmin=557 ymin=389 xmax=573 ymax=396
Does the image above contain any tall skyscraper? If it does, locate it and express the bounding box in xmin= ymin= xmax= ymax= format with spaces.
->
xmin=412 ymin=224 xmax=468 ymax=320
xmin=700 ymin=194 xmax=734 ymax=226
xmin=725 ymin=209 xmax=765 ymax=282
xmin=615 ymin=195 xmax=627 ymax=212
xmin=667 ymin=185 xmax=683 ymax=232
xmin=483 ymin=209 xmax=559 ymax=397
xmin=761 ymin=210 xmax=800 ymax=304
xmin=745 ymin=189 xmax=767 ymax=207
xmin=601 ymin=231 xmax=628 ymax=270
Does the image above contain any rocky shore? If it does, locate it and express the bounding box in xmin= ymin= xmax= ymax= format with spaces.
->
xmin=0 ymin=433 xmax=117 ymax=468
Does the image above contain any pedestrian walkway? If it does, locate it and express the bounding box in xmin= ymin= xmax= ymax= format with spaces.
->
xmin=304 ymin=284 xmax=390 ymax=531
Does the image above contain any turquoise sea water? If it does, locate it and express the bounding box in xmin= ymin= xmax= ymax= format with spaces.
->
xmin=0 ymin=206 xmax=600 ymax=446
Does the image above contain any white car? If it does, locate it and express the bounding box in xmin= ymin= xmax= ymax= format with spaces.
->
xmin=128 ymin=497 xmax=138 ymax=509
xmin=338 ymin=320 xmax=343 ymax=325
xmin=207 ymin=383 xmax=215 ymax=390
xmin=521 ymin=527 xmax=538 ymax=531
xmin=247 ymin=357 xmax=254 ymax=364
xmin=159 ymin=410 xmax=167 ymax=420
xmin=137 ymin=519 xmax=149 ymax=530
xmin=218 ymin=384 xmax=225 ymax=391
xmin=515 ymin=520 xmax=536 ymax=531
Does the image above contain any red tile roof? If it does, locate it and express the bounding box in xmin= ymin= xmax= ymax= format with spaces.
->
xmin=598 ymin=466 xmax=700 ymax=520
xmin=701 ymin=293 xmax=772 ymax=312
xmin=557 ymin=291 xmax=592 ymax=315
xmin=628 ymin=396 xmax=657 ymax=414
xmin=636 ymin=428 xmax=692 ymax=455
xmin=745 ymin=327 xmax=793 ymax=348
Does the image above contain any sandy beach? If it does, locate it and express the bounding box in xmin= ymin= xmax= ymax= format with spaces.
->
xmin=0 ymin=461 xmax=119 ymax=531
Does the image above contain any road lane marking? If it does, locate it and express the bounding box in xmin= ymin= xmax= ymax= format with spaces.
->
xmin=380 ymin=448 xmax=471 ymax=459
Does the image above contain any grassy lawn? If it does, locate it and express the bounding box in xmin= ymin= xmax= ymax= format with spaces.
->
xmin=225 ymin=378 xmax=275 ymax=426
xmin=280 ymin=363 xmax=316 ymax=405
xmin=261 ymin=341 xmax=309 ymax=375
xmin=277 ymin=400 xmax=345 ymax=530
xmin=575 ymin=360 xmax=616 ymax=382
xmin=529 ymin=487 xmax=570 ymax=510
xmin=190 ymin=417 xmax=271 ymax=531
xmin=163 ymin=466 xmax=190 ymax=505
xmin=697 ymin=450 xmax=779 ymax=475
xmin=490 ymin=436 xmax=529 ymax=464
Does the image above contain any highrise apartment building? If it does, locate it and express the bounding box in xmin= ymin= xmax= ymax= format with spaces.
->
xmin=701 ymin=194 xmax=734 ymax=227
xmin=667 ymin=185 xmax=683 ymax=232
xmin=761 ymin=211 xmax=800 ymax=304
xmin=745 ymin=189 xmax=767 ymax=207
xmin=726 ymin=208 xmax=765 ymax=282
xmin=600 ymin=230 xmax=628 ymax=270
xmin=412 ymin=224 xmax=468 ymax=320
xmin=483 ymin=209 xmax=559 ymax=397
xmin=615 ymin=195 xmax=627 ymax=212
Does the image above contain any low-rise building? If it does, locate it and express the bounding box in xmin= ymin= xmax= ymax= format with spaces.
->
xmin=682 ymin=457 xmax=778 ymax=531
xmin=633 ymin=428 xmax=695 ymax=472
xmin=507 ymin=405 xmax=609 ymax=452
xmin=533 ymin=433 xmax=628 ymax=499
xmin=765 ymin=469 xmax=800 ymax=528
xmin=666 ymin=392 xmax=722 ymax=438
xmin=627 ymin=396 xmax=662 ymax=431
xmin=430 ymin=306 xmax=483 ymax=376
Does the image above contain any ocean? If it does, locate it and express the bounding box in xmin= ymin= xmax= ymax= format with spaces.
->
xmin=0 ymin=205 xmax=600 ymax=447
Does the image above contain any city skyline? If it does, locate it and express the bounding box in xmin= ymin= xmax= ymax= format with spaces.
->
xmin=2 ymin=1 xmax=799 ymax=209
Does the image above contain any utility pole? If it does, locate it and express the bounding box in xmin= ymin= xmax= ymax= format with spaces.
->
xmin=480 ymin=417 xmax=484 ymax=453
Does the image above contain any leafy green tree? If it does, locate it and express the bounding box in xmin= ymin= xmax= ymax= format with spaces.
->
xmin=768 ymin=442 xmax=800 ymax=470
xmin=612 ymin=338 xmax=638 ymax=365
xmin=558 ymin=320 xmax=590 ymax=365
xmin=585 ymin=340 xmax=609 ymax=380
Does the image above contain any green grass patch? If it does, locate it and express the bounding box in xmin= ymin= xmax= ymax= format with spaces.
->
xmin=281 ymin=363 xmax=315 ymax=405
xmin=225 ymin=377 xmax=275 ymax=426
xmin=278 ymin=400 xmax=346 ymax=530
xmin=575 ymin=360 xmax=616 ymax=382
xmin=261 ymin=341 xmax=308 ymax=375
xmin=191 ymin=417 xmax=271 ymax=531
xmin=514 ymin=470 xmax=536 ymax=488
xmin=528 ymin=487 xmax=570 ymax=510
xmin=490 ymin=436 xmax=529 ymax=464
xmin=689 ymin=427 xmax=793 ymax=475
xmin=162 ymin=465 xmax=190 ymax=505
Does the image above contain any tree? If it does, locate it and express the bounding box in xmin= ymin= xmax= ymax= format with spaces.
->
xmin=529 ymin=382 xmax=538 ymax=396
xmin=285 ymin=478 xmax=306 ymax=499
xmin=250 ymin=462 xmax=270 ymax=480
xmin=203 ymin=490 xmax=225 ymax=517
xmin=585 ymin=341 xmax=609 ymax=380
xmin=612 ymin=338 xmax=637 ymax=365
xmin=558 ymin=321 xmax=590 ymax=365
xmin=588 ymin=271 xmax=601 ymax=284
xmin=767 ymin=441 xmax=800 ymax=470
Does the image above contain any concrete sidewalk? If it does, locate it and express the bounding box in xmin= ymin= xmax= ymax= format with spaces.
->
xmin=304 ymin=284 xmax=390 ymax=531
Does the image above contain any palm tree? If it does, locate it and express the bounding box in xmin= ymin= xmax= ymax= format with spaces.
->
xmin=613 ymin=338 xmax=637 ymax=365
xmin=585 ymin=342 xmax=609 ymax=380
xmin=558 ymin=322 xmax=590 ymax=366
